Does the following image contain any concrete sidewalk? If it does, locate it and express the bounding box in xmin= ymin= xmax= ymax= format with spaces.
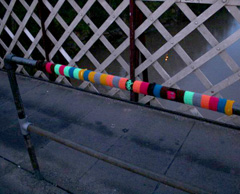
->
xmin=0 ymin=70 xmax=240 ymax=194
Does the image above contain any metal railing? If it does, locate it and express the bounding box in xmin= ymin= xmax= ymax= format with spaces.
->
xmin=4 ymin=54 xmax=240 ymax=193
xmin=7 ymin=54 xmax=237 ymax=193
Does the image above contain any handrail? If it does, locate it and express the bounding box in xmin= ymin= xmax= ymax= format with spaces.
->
xmin=3 ymin=53 xmax=216 ymax=193
xmin=28 ymin=125 xmax=209 ymax=194
xmin=5 ymin=54 xmax=240 ymax=116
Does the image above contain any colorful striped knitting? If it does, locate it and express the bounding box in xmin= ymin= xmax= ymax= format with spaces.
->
xmin=45 ymin=62 xmax=237 ymax=116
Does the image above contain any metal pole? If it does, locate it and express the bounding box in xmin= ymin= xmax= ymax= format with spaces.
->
xmin=135 ymin=6 xmax=150 ymax=105
xmin=233 ymin=103 xmax=240 ymax=115
xmin=4 ymin=55 xmax=42 ymax=180
xmin=129 ymin=0 xmax=138 ymax=102
xmin=8 ymin=55 xmax=38 ymax=67
xmin=38 ymin=0 xmax=55 ymax=81
xmin=28 ymin=125 xmax=210 ymax=194
xmin=38 ymin=0 xmax=50 ymax=62
xmin=136 ymin=7 xmax=148 ymax=83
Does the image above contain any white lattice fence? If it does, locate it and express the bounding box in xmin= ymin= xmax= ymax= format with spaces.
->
xmin=134 ymin=0 xmax=240 ymax=124
xmin=0 ymin=0 xmax=240 ymax=125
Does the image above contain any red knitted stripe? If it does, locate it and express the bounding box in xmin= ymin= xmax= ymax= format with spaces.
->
xmin=209 ymin=96 xmax=219 ymax=111
xmin=59 ymin=65 xmax=65 ymax=76
xmin=140 ymin=82 xmax=150 ymax=95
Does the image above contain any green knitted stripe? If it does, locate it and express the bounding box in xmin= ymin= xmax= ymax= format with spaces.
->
xmin=184 ymin=91 xmax=195 ymax=105
xmin=73 ymin=68 xmax=81 ymax=80
xmin=63 ymin=66 xmax=71 ymax=77
xmin=54 ymin=64 xmax=61 ymax=75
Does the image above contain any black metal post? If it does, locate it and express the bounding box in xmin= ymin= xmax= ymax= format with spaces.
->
xmin=135 ymin=6 xmax=150 ymax=105
xmin=38 ymin=0 xmax=50 ymax=62
xmin=38 ymin=0 xmax=55 ymax=81
xmin=4 ymin=54 xmax=42 ymax=180
xmin=130 ymin=0 xmax=138 ymax=102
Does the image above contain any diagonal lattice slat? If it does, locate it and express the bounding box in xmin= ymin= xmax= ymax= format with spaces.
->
xmin=0 ymin=0 xmax=16 ymax=36
xmin=6 ymin=1 xmax=38 ymax=56
xmin=0 ymin=0 xmax=48 ymax=78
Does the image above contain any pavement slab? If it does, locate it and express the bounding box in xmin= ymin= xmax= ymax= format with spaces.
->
xmin=0 ymin=157 xmax=69 ymax=194
xmin=0 ymin=71 xmax=42 ymax=107
xmin=166 ymin=122 xmax=240 ymax=193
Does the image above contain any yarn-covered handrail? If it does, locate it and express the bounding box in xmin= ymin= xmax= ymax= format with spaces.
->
xmin=45 ymin=62 xmax=240 ymax=116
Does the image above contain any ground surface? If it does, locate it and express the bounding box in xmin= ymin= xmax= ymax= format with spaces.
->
xmin=0 ymin=70 xmax=240 ymax=194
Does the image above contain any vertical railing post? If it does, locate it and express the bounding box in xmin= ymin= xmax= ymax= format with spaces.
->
xmin=38 ymin=0 xmax=55 ymax=81
xmin=4 ymin=54 xmax=42 ymax=180
xmin=135 ymin=6 xmax=150 ymax=105
xmin=130 ymin=1 xmax=149 ymax=103
xmin=129 ymin=0 xmax=138 ymax=102
xmin=38 ymin=0 xmax=50 ymax=62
